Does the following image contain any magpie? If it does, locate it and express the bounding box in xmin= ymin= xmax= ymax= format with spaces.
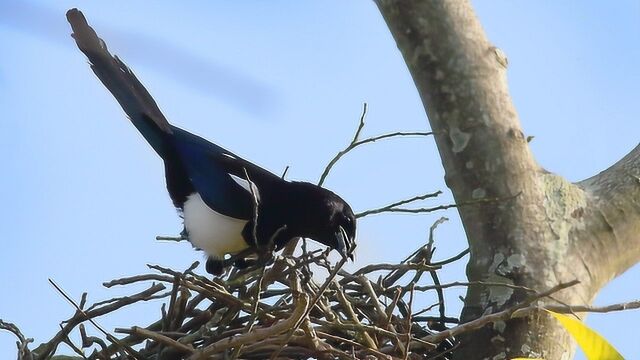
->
xmin=66 ymin=9 xmax=356 ymax=275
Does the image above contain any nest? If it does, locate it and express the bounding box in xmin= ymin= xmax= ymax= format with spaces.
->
xmin=2 ymin=105 xmax=472 ymax=359
xmin=9 ymin=223 xmax=469 ymax=360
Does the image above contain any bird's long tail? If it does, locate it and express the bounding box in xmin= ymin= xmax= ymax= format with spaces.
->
xmin=67 ymin=8 xmax=171 ymax=156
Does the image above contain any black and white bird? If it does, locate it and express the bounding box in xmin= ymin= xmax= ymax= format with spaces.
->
xmin=67 ymin=9 xmax=356 ymax=275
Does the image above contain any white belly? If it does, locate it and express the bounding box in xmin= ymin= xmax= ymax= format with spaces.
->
xmin=183 ymin=193 xmax=249 ymax=259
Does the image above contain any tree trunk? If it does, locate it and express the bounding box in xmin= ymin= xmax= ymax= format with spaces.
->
xmin=374 ymin=1 xmax=640 ymax=359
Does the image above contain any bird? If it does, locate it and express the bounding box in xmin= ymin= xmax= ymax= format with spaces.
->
xmin=66 ymin=9 xmax=356 ymax=275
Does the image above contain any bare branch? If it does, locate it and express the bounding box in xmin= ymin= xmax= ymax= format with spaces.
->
xmin=155 ymin=235 xmax=186 ymax=242
xmin=46 ymin=279 xmax=143 ymax=360
xmin=515 ymin=299 xmax=640 ymax=317
xmin=356 ymin=192 xmax=520 ymax=218
xmin=391 ymin=280 xmax=580 ymax=352
xmin=115 ymin=326 xmax=194 ymax=354
xmin=0 ymin=319 xmax=33 ymax=360
xmin=192 ymin=293 xmax=309 ymax=358
xmin=318 ymin=103 xmax=433 ymax=186
xmin=36 ymin=280 xmax=165 ymax=360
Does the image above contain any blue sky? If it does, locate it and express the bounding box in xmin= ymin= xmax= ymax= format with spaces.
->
xmin=0 ymin=1 xmax=638 ymax=358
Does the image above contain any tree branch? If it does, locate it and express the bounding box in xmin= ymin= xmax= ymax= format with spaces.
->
xmin=0 ymin=319 xmax=34 ymax=360
xmin=374 ymin=0 xmax=615 ymax=358
xmin=318 ymin=103 xmax=433 ymax=186
xmin=191 ymin=293 xmax=309 ymax=358
xmin=578 ymin=144 xmax=640 ymax=278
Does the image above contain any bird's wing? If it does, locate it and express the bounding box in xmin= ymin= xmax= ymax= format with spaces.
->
xmin=171 ymin=127 xmax=284 ymax=220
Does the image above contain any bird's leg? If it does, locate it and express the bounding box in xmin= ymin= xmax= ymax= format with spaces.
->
xmin=249 ymin=224 xmax=284 ymax=267
xmin=205 ymin=257 xmax=225 ymax=276
xmin=257 ymin=247 xmax=275 ymax=266
xmin=229 ymin=224 xmax=283 ymax=271
xmin=213 ymin=247 xmax=259 ymax=272
xmin=233 ymin=257 xmax=255 ymax=269
xmin=206 ymin=247 xmax=256 ymax=276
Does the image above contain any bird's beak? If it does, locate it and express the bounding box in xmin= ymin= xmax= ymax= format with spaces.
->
xmin=336 ymin=225 xmax=355 ymax=261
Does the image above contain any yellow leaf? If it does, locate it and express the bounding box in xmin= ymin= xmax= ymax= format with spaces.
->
xmin=547 ymin=310 xmax=624 ymax=360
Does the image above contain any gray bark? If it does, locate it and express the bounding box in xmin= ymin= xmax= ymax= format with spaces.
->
xmin=374 ymin=1 xmax=640 ymax=359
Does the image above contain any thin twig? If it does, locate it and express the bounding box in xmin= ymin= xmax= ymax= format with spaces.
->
xmin=244 ymin=168 xmax=260 ymax=247
xmin=403 ymin=284 xmax=415 ymax=360
xmin=0 ymin=319 xmax=33 ymax=360
xmin=317 ymin=331 xmax=394 ymax=360
xmin=44 ymin=279 xmax=153 ymax=360
xmin=193 ymin=293 xmax=309 ymax=358
xmin=230 ymin=264 xmax=268 ymax=359
xmin=318 ymin=103 xmax=433 ymax=186
xmin=356 ymin=192 xmax=521 ymax=218
xmin=115 ymin=326 xmax=194 ymax=354
xmin=418 ymin=280 xmax=579 ymax=347
xmin=156 ymin=235 xmax=187 ymax=241
xmin=426 ymin=218 xmax=448 ymax=324
xmin=281 ymin=165 xmax=290 ymax=179
xmin=514 ymin=299 xmax=640 ymax=317
xmin=430 ymin=249 xmax=470 ymax=267
xmin=270 ymin=257 xmax=348 ymax=359
xmin=356 ymin=191 xmax=442 ymax=219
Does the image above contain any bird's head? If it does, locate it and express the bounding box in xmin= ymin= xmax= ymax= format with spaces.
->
xmin=289 ymin=182 xmax=357 ymax=260
xmin=329 ymin=200 xmax=357 ymax=261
